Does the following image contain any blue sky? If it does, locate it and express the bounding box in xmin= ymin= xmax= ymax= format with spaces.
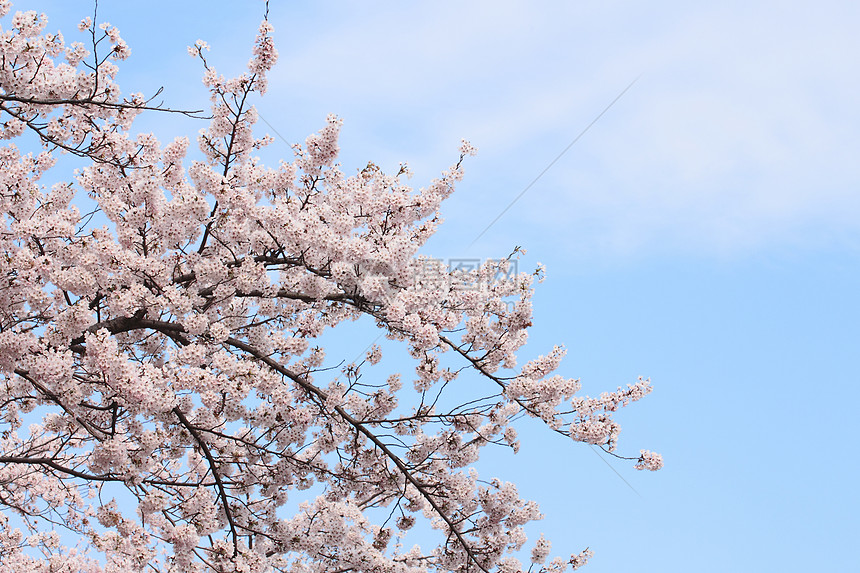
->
xmin=9 ymin=1 xmax=860 ymax=571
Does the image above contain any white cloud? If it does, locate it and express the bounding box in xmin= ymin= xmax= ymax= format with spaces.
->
xmin=263 ymin=1 xmax=860 ymax=258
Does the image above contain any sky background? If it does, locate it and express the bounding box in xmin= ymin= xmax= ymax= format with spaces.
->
xmin=8 ymin=1 xmax=860 ymax=571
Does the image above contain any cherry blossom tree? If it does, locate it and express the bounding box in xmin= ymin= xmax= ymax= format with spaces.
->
xmin=0 ymin=3 xmax=661 ymax=572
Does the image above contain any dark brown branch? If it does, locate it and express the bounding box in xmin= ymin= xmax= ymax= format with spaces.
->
xmin=172 ymin=406 xmax=240 ymax=557
xmin=13 ymin=368 xmax=108 ymax=441
xmin=0 ymin=455 xmax=210 ymax=487
xmin=0 ymin=455 xmax=118 ymax=481
xmin=0 ymin=93 xmax=205 ymax=117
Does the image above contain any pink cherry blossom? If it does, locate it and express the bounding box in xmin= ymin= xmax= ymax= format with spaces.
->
xmin=0 ymin=3 xmax=660 ymax=572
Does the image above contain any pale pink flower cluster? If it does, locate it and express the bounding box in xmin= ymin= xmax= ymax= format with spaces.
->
xmin=531 ymin=533 xmax=552 ymax=564
xmin=569 ymin=548 xmax=594 ymax=570
xmin=635 ymin=449 xmax=664 ymax=471
xmin=0 ymin=3 xmax=660 ymax=572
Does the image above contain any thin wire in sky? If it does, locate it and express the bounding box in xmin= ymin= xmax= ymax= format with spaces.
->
xmin=467 ymin=75 xmax=641 ymax=249
xmin=257 ymin=113 xmax=292 ymax=147
xmin=590 ymin=445 xmax=641 ymax=497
